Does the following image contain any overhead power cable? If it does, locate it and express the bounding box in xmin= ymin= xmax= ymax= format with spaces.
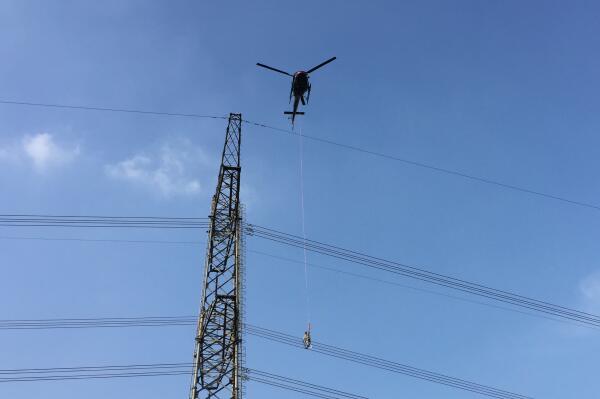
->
xmin=0 ymin=215 xmax=209 ymax=229
xmin=248 ymin=249 xmax=599 ymax=330
xmin=1 ymin=99 xmax=598 ymax=213
xmin=0 ymin=362 xmax=190 ymax=377
xmin=1 ymin=214 xmax=599 ymax=329
xmin=244 ymin=368 xmax=368 ymax=399
xmin=0 ymin=317 xmax=531 ymax=399
xmin=248 ymin=224 xmax=600 ymax=329
xmin=0 ymin=99 xmax=228 ymax=120
xmin=247 ymin=119 xmax=600 ymax=213
xmin=0 ymin=233 xmax=595 ymax=330
xmin=0 ymin=316 xmax=196 ymax=330
xmin=247 ymin=325 xmax=532 ymax=399
xmin=0 ymin=362 xmax=365 ymax=399
xmin=0 ymin=235 xmax=202 ymax=245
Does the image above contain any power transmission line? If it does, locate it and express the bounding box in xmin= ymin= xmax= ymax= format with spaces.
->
xmin=247 ymin=325 xmax=532 ymax=399
xmin=0 ymin=362 xmax=366 ymax=399
xmin=248 ymin=224 xmax=600 ymax=329
xmin=1 ymin=99 xmax=598 ymax=213
xmin=1 ymin=214 xmax=598 ymax=329
xmin=249 ymin=119 xmax=600 ymax=213
xmin=0 ymin=236 xmax=202 ymax=245
xmin=0 ymin=100 xmax=228 ymax=120
xmin=0 ymin=318 xmax=529 ymax=398
xmin=0 ymin=316 xmax=196 ymax=330
xmin=247 ymin=249 xmax=599 ymax=331
xmin=0 ymin=362 xmax=190 ymax=376
xmin=0 ymin=233 xmax=596 ymax=331
xmin=245 ymin=369 xmax=367 ymax=399
xmin=0 ymin=215 xmax=209 ymax=229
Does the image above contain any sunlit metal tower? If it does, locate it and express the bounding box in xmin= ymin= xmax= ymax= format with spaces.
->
xmin=189 ymin=113 xmax=244 ymax=399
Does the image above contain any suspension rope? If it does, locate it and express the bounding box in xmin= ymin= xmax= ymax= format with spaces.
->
xmin=298 ymin=126 xmax=312 ymax=332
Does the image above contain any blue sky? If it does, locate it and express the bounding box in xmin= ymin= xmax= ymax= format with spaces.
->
xmin=1 ymin=1 xmax=600 ymax=398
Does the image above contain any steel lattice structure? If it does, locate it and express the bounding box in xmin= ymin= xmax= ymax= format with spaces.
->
xmin=190 ymin=113 xmax=243 ymax=399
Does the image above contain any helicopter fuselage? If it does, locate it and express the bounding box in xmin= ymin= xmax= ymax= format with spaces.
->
xmin=292 ymin=71 xmax=310 ymax=97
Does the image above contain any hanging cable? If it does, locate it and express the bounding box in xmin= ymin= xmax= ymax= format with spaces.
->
xmin=298 ymin=126 xmax=312 ymax=348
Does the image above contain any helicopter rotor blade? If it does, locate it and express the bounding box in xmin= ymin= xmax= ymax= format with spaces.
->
xmin=306 ymin=56 xmax=336 ymax=74
xmin=256 ymin=63 xmax=292 ymax=76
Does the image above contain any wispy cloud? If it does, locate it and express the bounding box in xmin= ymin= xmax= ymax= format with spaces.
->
xmin=105 ymin=139 xmax=211 ymax=198
xmin=22 ymin=133 xmax=80 ymax=172
xmin=0 ymin=133 xmax=79 ymax=172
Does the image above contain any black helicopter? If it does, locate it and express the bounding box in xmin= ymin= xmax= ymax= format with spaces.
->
xmin=257 ymin=56 xmax=336 ymax=125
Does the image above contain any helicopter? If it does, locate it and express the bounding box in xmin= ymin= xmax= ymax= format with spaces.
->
xmin=256 ymin=56 xmax=336 ymax=125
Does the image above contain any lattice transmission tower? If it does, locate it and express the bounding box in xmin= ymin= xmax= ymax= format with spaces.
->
xmin=189 ymin=113 xmax=244 ymax=399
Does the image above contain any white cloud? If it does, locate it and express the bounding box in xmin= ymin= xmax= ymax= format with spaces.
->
xmin=105 ymin=139 xmax=209 ymax=197
xmin=22 ymin=133 xmax=79 ymax=172
xmin=0 ymin=133 xmax=79 ymax=172
xmin=580 ymin=271 xmax=600 ymax=313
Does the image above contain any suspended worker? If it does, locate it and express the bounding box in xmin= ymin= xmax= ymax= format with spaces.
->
xmin=303 ymin=328 xmax=312 ymax=349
